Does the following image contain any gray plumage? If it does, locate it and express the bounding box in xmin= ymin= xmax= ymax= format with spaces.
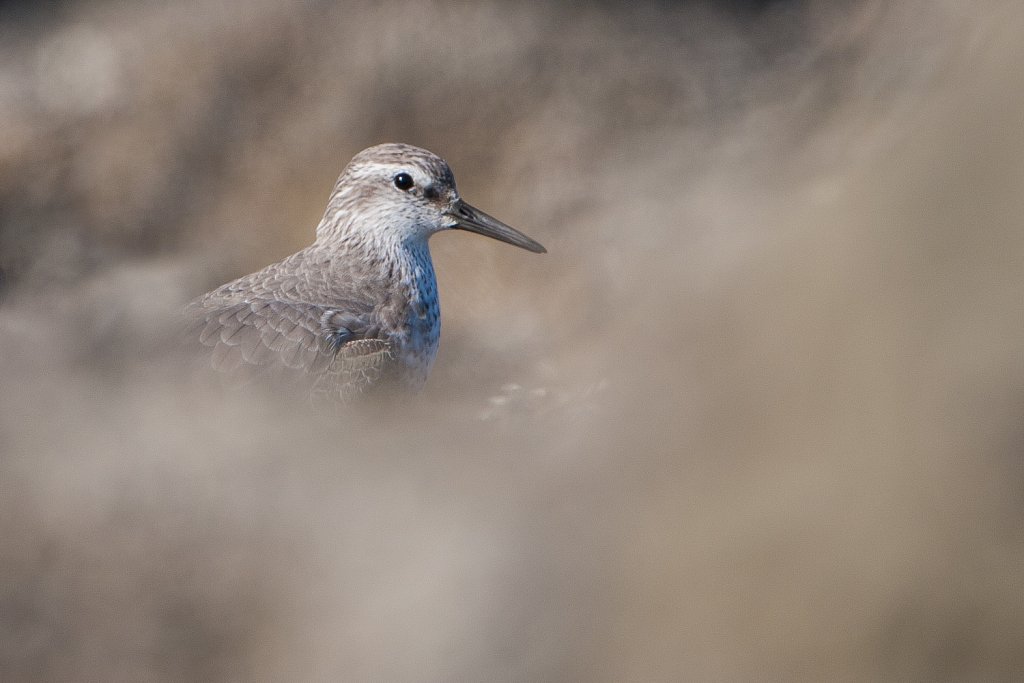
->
xmin=186 ymin=143 xmax=545 ymax=400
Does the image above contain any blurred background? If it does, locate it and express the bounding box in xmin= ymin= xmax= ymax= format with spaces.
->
xmin=2 ymin=0 xmax=1024 ymax=680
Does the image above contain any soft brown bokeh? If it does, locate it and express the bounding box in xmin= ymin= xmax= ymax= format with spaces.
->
xmin=2 ymin=1 xmax=1023 ymax=680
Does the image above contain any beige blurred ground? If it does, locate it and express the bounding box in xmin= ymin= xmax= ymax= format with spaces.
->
xmin=2 ymin=0 xmax=1024 ymax=680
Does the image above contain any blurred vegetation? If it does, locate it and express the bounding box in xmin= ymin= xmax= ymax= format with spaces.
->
xmin=2 ymin=1 xmax=1023 ymax=680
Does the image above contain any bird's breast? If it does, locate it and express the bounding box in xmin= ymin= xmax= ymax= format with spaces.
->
xmin=389 ymin=253 xmax=441 ymax=389
xmin=391 ymin=294 xmax=439 ymax=389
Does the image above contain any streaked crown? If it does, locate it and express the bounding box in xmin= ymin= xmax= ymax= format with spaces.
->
xmin=315 ymin=143 xmax=546 ymax=254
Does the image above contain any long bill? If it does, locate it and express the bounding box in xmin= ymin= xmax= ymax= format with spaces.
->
xmin=447 ymin=200 xmax=547 ymax=254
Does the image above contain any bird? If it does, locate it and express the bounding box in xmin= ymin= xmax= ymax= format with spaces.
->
xmin=186 ymin=143 xmax=546 ymax=400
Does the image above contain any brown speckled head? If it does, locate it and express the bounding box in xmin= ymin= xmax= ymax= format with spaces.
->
xmin=317 ymin=143 xmax=546 ymax=254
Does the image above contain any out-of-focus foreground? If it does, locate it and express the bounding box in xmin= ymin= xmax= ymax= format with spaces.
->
xmin=2 ymin=1 xmax=1023 ymax=680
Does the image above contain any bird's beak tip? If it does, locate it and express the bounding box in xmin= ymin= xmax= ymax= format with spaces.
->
xmin=448 ymin=201 xmax=547 ymax=255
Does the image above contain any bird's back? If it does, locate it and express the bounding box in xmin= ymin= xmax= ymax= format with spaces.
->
xmin=186 ymin=246 xmax=416 ymax=400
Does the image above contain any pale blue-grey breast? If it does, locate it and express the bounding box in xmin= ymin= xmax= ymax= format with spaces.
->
xmin=393 ymin=242 xmax=442 ymax=389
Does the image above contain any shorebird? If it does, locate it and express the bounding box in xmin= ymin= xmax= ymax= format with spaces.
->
xmin=187 ymin=143 xmax=546 ymax=399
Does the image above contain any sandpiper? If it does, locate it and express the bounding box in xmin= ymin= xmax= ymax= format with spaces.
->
xmin=187 ymin=143 xmax=546 ymax=399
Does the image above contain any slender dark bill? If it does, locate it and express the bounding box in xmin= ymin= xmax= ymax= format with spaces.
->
xmin=447 ymin=200 xmax=546 ymax=253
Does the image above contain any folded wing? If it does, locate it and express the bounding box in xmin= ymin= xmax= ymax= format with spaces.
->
xmin=186 ymin=295 xmax=393 ymax=399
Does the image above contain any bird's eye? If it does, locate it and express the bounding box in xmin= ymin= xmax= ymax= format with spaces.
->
xmin=393 ymin=173 xmax=414 ymax=191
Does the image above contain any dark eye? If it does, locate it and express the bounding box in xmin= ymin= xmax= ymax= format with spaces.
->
xmin=393 ymin=173 xmax=414 ymax=191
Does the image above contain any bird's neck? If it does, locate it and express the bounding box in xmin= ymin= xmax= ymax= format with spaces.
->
xmin=394 ymin=236 xmax=437 ymax=308
xmin=317 ymin=228 xmax=437 ymax=298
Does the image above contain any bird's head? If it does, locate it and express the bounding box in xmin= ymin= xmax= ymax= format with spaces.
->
xmin=316 ymin=143 xmax=546 ymax=254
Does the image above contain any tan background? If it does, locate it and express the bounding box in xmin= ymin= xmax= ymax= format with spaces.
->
xmin=2 ymin=0 xmax=1023 ymax=680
